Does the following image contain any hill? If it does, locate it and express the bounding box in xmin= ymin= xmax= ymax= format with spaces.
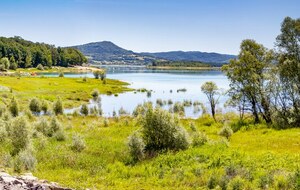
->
xmin=73 ymin=41 xmax=236 ymax=66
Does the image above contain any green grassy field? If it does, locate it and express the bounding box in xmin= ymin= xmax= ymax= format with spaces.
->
xmin=0 ymin=76 xmax=300 ymax=189
xmin=26 ymin=115 xmax=300 ymax=189
xmin=0 ymin=76 xmax=131 ymax=108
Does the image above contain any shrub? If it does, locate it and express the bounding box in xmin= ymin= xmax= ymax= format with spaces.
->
xmin=41 ymin=100 xmax=48 ymax=114
xmin=54 ymin=129 xmax=66 ymax=141
xmin=207 ymin=174 xmax=219 ymax=189
xmin=53 ymin=97 xmax=63 ymax=115
xmin=147 ymin=91 xmax=151 ymax=98
xmin=80 ymin=104 xmax=89 ymax=116
xmin=173 ymin=102 xmax=185 ymax=116
xmin=29 ymin=98 xmax=41 ymax=114
xmin=102 ymin=78 xmax=107 ymax=84
xmin=13 ymin=148 xmax=36 ymax=172
xmin=0 ymin=121 xmax=8 ymax=142
xmin=103 ymin=118 xmax=109 ymax=127
xmin=127 ymin=132 xmax=145 ymax=162
xmin=9 ymin=62 xmax=17 ymax=70
xmin=192 ymin=131 xmax=208 ymax=147
xmin=119 ymin=107 xmax=128 ymax=115
xmin=9 ymin=97 xmax=19 ymax=117
xmin=71 ymin=134 xmax=86 ymax=152
xmin=168 ymin=99 xmax=173 ymax=105
xmin=100 ymin=71 xmax=106 ymax=80
xmin=59 ymin=72 xmax=64 ymax=77
xmin=183 ymin=100 xmax=192 ymax=107
xmin=82 ymin=76 xmax=87 ymax=82
xmin=93 ymin=70 xmax=101 ymax=79
xmin=219 ymin=125 xmax=234 ymax=140
xmin=91 ymin=89 xmax=99 ymax=99
xmin=227 ymin=176 xmax=245 ymax=190
xmin=50 ymin=116 xmax=62 ymax=134
xmin=140 ymin=105 xmax=190 ymax=152
xmin=35 ymin=118 xmax=51 ymax=136
xmin=36 ymin=64 xmax=44 ymax=70
xmin=0 ymin=57 xmax=10 ymax=70
xmin=10 ymin=117 xmax=30 ymax=155
xmin=156 ymin=99 xmax=164 ymax=107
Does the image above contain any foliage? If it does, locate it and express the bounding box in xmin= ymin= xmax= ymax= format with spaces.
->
xmin=70 ymin=134 xmax=86 ymax=152
xmin=36 ymin=63 xmax=44 ymax=70
xmin=201 ymin=81 xmax=220 ymax=121
xmin=139 ymin=105 xmax=190 ymax=152
xmin=29 ymin=98 xmax=41 ymax=114
xmin=222 ymin=39 xmax=273 ymax=124
xmin=53 ymin=97 xmax=63 ymax=115
xmin=0 ymin=36 xmax=87 ymax=68
xmin=80 ymin=104 xmax=89 ymax=116
xmin=91 ymin=89 xmax=99 ymax=99
xmin=9 ymin=97 xmax=19 ymax=117
xmin=14 ymin=148 xmax=36 ymax=172
xmin=127 ymin=132 xmax=145 ymax=162
xmin=10 ymin=117 xmax=30 ymax=155
xmin=0 ymin=57 xmax=10 ymax=70
xmin=219 ymin=125 xmax=234 ymax=140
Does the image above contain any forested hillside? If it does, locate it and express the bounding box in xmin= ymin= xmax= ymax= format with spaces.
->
xmin=0 ymin=36 xmax=87 ymax=69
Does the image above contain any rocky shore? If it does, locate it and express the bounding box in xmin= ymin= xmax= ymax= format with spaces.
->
xmin=0 ymin=172 xmax=72 ymax=190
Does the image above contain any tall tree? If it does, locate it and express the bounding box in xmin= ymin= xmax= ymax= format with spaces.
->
xmin=274 ymin=17 xmax=300 ymax=127
xmin=222 ymin=39 xmax=273 ymax=124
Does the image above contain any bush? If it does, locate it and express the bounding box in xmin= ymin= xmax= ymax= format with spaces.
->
xmin=156 ymin=99 xmax=164 ymax=107
xmin=80 ymin=104 xmax=89 ymax=116
xmin=10 ymin=117 xmax=30 ymax=155
xmin=71 ymin=134 xmax=86 ymax=152
xmin=54 ymin=129 xmax=66 ymax=141
xmin=13 ymin=148 xmax=36 ymax=172
xmin=0 ymin=57 xmax=10 ymax=70
xmin=36 ymin=64 xmax=44 ymax=70
xmin=41 ymin=100 xmax=49 ymax=114
xmin=9 ymin=62 xmax=17 ymax=70
xmin=59 ymin=72 xmax=64 ymax=77
xmin=128 ymin=132 xmax=145 ymax=162
xmin=219 ymin=125 xmax=234 ymax=140
xmin=29 ymin=98 xmax=41 ymax=114
xmin=227 ymin=176 xmax=245 ymax=190
xmin=173 ymin=102 xmax=185 ymax=116
xmin=0 ymin=121 xmax=8 ymax=142
xmin=53 ymin=97 xmax=63 ymax=115
xmin=91 ymin=89 xmax=99 ymax=99
xmin=100 ymin=71 xmax=106 ymax=80
xmin=9 ymin=97 xmax=19 ymax=117
xmin=93 ymin=70 xmax=101 ymax=79
xmin=192 ymin=131 xmax=208 ymax=147
xmin=103 ymin=118 xmax=109 ymax=127
xmin=119 ymin=107 xmax=128 ymax=116
xmin=35 ymin=118 xmax=51 ymax=136
xmin=50 ymin=116 xmax=62 ymax=134
xmin=140 ymin=105 xmax=190 ymax=152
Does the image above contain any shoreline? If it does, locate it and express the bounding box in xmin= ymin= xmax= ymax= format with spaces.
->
xmin=147 ymin=66 xmax=221 ymax=70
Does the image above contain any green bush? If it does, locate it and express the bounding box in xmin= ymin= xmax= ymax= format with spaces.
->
xmin=71 ymin=134 xmax=86 ymax=152
xmin=35 ymin=118 xmax=51 ymax=136
xmin=9 ymin=97 xmax=19 ymax=117
xmin=91 ymin=89 xmax=99 ymax=99
xmin=173 ymin=102 xmax=185 ymax=116
xmin=227 ymin=176 xmax=245 ymax=190
xmin=93 ymin=70 xmax=101 ymax=79
xmin=80 ymin=104 xmax=89 ymax=116
xmin=10 ymin=117 xmax=30 ymax=155
xmin=36 ymin=64 xmax=44 ymax=70
xmin=41 ymin=100 xmax=49 ymax=114
xmin=29 ymin=98 xmax=41 ymax=114
xmin=127 ymin=132 xmax=145 ymax=162
xmin=54 ymin=129 xmax=66 ymax=141
xmin=219 ymin=125 xmax=234 ymax=140
xmin=192 ymin=131 xmax=208 ymax=147
xmin=59 ymin=72 xmax=64 ymax=77
xmin=13 ymin=148 xmax=36 ymax=172
xmin=0 ymin=121 xmax=8 ymax=142
xmin=140 ymin=105 xmax=190 ymax=152
xmin=50 ymin=116 xmax=62 ymax=134
xmin=53 ymin=97 xmax=63 ymax=115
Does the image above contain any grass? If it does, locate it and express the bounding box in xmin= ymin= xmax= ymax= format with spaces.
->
xmin=0 ymin=75 xmax=300 ymax=189
xmin=0 ymin=76 xmax=131 ymax=108
xmin=24 ymin=115 xmax=300 ymax=189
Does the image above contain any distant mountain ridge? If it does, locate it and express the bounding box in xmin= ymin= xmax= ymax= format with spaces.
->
xmin=141 ymin=51 xmax=236 ymax=64
xmin=72 ymin=41 xmax=236 ymax=65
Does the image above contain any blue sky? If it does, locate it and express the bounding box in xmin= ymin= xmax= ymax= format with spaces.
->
xmin=0 ymin=0 xmax=299 ymax=54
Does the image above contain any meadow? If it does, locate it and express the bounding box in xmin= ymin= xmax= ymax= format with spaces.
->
xmin=0 ymin=75 xmax=299 ymax=189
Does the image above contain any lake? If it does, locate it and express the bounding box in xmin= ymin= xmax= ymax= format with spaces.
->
xmin=40 ymin=66 xmax=230 ymax=118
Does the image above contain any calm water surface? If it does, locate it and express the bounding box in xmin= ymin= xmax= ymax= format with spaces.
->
xmin=40 ymin=66 xmax=230 ymax=118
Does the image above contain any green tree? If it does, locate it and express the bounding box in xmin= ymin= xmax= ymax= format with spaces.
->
xmin=274 ymin=17 xmax=300 ymax=127
xmin=222 ymin=39 xmax=273 ymax=124
xmin=0 ymin=57 xmax=10 ymax=70
xmin=29 ymin=98 xmax=41 ymax=114
xmin=201 ymin=81 xmax=220 ymax=121
xmin=80 ymin=104 xmax=89 ymax=116
xmin=10 ymin=117 xmax=30 ymax=155
xmin=53 ymin=97 xmax=63 ymax=115
xmin=9 ymin=97 xmax=19 ymax=117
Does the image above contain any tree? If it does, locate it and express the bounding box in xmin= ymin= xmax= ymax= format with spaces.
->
xmin=9 ymin=97 xmax=19 ymax=117
xmin=29 ymin=98 xmax=41 ymax=114
xmin=10 ymin=117 xmax=30 ymax=155
xmin=222 ymin=39 xmax=273 ymax=124
xmin=201 ymin=81 xmax=220 ymax=121
xmin=0 ymin=57 xmax=10 ymax=70
xmin=80 ymin=104 xmax=89 ymax=116
xmin=53 ymin=97 xmax=63 ymax=115
xmin=274 ymin=17 xmax=300 ymax=127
